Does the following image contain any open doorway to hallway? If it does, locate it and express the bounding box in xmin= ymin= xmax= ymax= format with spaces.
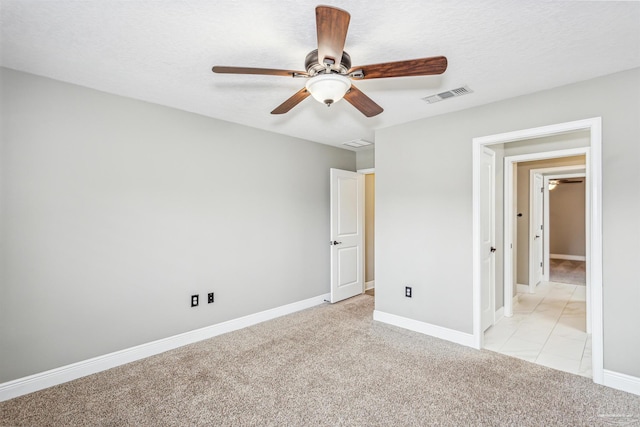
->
xmin=548 ymin=174 xmax=587 ymax=286
xmin=472 ymin=118 xmax=603 ymax=383
xmin=485 ymin=154 xmax=591 ymax=377
xmin=484 ymin=155 xmax=592 ymax=377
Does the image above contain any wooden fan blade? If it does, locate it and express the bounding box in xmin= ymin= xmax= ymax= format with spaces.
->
xmin=271 ymin=87 xmax=311 ymax=114
xmin=343 ymin=85 xmax=383 ymax=117
xmin=212 ymin=66 xmax=308 ymax=78
xmin=316 ymin=6 xmax=350 ymax=71
xmin=349 ymin=56 xmax=448 ymax=80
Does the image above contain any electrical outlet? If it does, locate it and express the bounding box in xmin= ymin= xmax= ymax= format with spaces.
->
xmin=405 ymin=286 xmax=412 ymax=298
xmin=191 ymin=294 xmax=199 ymax=307
xmin=208 ymin=292 xmax=214 ymax=304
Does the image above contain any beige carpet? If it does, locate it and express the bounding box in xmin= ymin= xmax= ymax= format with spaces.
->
xmin=550 ymin=258 xmax=586 ymax=285
xmin=2 ymin=294 xmax=639 ymax=426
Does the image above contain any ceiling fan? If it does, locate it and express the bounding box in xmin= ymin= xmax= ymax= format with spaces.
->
xmin=556 ymin=179 xmax=583 ymax=183
xmin=212 ymin=5 xmax=448 ymax=117
xmin=549 ymin=178 xmax=584 ymax=190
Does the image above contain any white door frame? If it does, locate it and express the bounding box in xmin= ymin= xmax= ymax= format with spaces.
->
xmin=358 ymin=168 xmax=375 ymax=291
xmin=481 ymin=147 xmax=497 ymax=331
xmin=504 ymin=148 xmax=589 ymax=315
xmin=544 ymin=171 xmax=587 ymax=272
xmin=528 ymin=165 xmax=586 ymax=282
xmin=358 ymin=169 xmax=375 ymax=174
xmin=472 ymin=117 xmax=603 ymax=385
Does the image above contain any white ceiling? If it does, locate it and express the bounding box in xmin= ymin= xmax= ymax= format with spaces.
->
xmin=2 ymin=1 xmax=639 ymax=149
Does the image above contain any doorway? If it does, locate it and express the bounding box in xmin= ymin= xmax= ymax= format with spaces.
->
xmin=507 ymin=152 xmax=590 ymax=341
xmin=328 ymin=168 xmax=374 ymax=302
xmin=526 ymin=163 xmax=586 ymax=294
xmin=545 ymin=171 xmax=587 ymax=286
xmin=488 ymin=158 xmax=590 ymax=377
xmin=329 ymin=169 xmax=365 ymax=303
xmin=472 ymin=117 xmax=603 ymax=385
xmin=358 ymin=168 xmax=375 ymax=296
xmin=539 ymin=166 xmax=586 ymax=283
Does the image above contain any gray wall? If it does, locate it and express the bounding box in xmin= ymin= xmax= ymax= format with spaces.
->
xmin=503 ymin=132 xmax=590 ymax=157
xmin=356 ymin=147 xmax=375 ymax=170
xmin=0 ymin=68 xmax=355 ymax=382
xmin=375 ymin=67 xmax=640 ymax=377
xmin=550 ymin=181 xmax=586 ymax=257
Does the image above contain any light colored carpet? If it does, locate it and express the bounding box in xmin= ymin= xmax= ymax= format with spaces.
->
xmin=550 ymin=258 xmax=586 ymax=285
xmin=2 ymin=294 xmax=639 ymax=426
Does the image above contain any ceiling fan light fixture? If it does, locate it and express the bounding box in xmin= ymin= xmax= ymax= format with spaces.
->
xmin=212 ymin=6 xmax=447 ymax=116
xmin=305 ymin=74 xmax=351 ymax=106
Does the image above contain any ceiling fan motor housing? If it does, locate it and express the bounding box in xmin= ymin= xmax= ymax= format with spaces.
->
xmin=305 ymin=49 xmax=351 ymax=75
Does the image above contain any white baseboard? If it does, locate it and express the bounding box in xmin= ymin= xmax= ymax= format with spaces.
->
xmin=365 ymin=281 xmax=375 ymax=290
xmin=495 ymin=306 xmax=505 ymax=323
xmin=517 ymin=284 xmax=529 ymax=294
xmin=550 ymin=254 xmax=586 ymax=261
xmin=603 ymin=369 xmax=640 ymax=396
xmin=373 ymin=310 xmax=475 ymax=348
xmin=0 ymin=293 xmax=330 ymax=402
xmin=513 ymin=294 xmax=520 ymax=306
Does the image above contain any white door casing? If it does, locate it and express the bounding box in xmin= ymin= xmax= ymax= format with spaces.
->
xmin=529 ymin=172 xmax=544 ymax=292
xmin=481 ymin=147 xmax=496 ymax=332
xmin=330 ymin=169 xmax=364 ymax=303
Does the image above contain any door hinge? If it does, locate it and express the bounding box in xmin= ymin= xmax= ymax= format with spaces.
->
xmin=541 ymin=187 xmax=544 ymax=193
xmin=540 ymin=262 xmax=543 ymax=267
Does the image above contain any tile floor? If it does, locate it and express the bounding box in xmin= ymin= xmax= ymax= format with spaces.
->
xmin=484 ymin=281 xmax=591 ymax=378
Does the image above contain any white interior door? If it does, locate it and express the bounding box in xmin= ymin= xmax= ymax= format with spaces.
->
xmin=530 ymin=172 xmax=544 ymax=291
xmin=480 ymin=147 xmax=496 ymax=331
xmin=330 ymin=168 xmax=364 ymax=303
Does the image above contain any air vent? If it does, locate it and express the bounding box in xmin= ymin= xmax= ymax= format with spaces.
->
xmin=343 ymin=139 xmax=373 ymax=148
xmin=422 ymin=85 xmax=473 ymax=104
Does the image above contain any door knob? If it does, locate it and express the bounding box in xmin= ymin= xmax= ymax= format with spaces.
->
xmin=534 ymin=235 xmax=540 ymax=239
xmin=490 ymin=247 xmax=497 ymax=253
xmin=331 ymin=240 xmax=342 ymax=245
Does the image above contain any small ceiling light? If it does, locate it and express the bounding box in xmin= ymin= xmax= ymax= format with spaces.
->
xmin=549 ymin=180 xmax=558 ymax=190
xmin=305 ymin=74 xmax=351 ymax=107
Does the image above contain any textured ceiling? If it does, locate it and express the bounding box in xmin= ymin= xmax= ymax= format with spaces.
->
xmin=2 ymin=1 xmax=639 ymax=149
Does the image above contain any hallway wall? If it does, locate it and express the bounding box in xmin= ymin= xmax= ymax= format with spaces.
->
xmin=550 ymin=181 xmax=586 ymax=258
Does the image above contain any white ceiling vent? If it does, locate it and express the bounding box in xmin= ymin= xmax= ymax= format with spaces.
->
xmin=343 ymin=139 xmax=373 ymax=148
xmin=422 ymin=86 xmax=473 ymax=104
